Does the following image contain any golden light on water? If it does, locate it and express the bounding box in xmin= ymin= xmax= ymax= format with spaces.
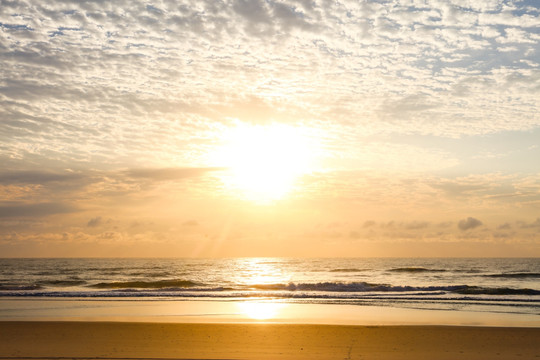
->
xmin=237 ymin=301 xmax=286 ymax=320
xmin=231 ymin=258 xmax=292 ymax=286
xmin=214 ymin=123 xmax=316 ymax=202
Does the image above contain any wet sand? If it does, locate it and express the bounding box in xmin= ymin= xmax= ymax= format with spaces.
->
xmin=0 ymin=321 xmax=539 ymax=360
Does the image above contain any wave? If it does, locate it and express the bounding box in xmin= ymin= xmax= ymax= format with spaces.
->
xmin=3 ymin=279 xmax=539 ymax=297
xmin=388 ymin=267 xmax=446 ymax=273
xmin=35 ymin=270 xmax=78 ymax=276
xmin=329 ymin=268 xmax=369 ymax=273
xmin=86 ymin=267 xmax=124 ymax=271
xmin=484 ymin=273 xmax=540 ymax=279
xmin=1 ymin=288 xmax=539 ymax=305
xmin=0 ymin=284 xmax=42 ymax=291
xmin=128 ymin=271 xmax=173 ymax=277
xmin=454 ymin=269 xmax=483 ymax=274
xmin=88 ymin=279 xmax=201 ymax=289
xmin=454 ymin=286 xmax=540 ymax=295
xmin=38 ymin=280 xmax=87 ymax=287
xmin=249 ymin=282 xmax=540 ymax=295
xmin=251 ymin=282 xmax=387 ymax=292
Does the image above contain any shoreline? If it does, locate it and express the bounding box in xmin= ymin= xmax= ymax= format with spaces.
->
xmin=1 ymin=298 xmax=539 ymax=327
xmin=1 ymin=321 xmax=539 ymax=360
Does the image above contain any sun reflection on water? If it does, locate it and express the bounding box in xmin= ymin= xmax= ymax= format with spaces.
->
xmin=231 ymin=258 xmax=292 ymax=286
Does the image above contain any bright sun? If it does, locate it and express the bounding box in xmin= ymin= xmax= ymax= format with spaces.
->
xmin=215 ymin=123 xmax=315 ymax=202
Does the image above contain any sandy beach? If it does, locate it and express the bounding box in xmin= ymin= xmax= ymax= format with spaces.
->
xmin=0 ymin=321 xmax=538 ymax=360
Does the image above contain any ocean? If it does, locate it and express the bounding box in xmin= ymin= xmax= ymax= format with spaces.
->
xmin=0 ymin=257 xmax=538 ymax=319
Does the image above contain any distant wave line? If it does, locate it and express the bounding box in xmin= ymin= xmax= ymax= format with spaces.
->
xmin=2 ymin=281 xmax=539 ymax=297
xmin=387 ymin=267 xmax=447 ymax=273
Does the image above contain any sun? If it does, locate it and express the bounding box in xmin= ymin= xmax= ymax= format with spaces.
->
xmin=214 ymin=122 xmax=316 ymax=202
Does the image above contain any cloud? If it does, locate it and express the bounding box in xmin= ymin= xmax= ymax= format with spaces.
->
xmin=233 ymin=0 xmax=271 ymax=25
xmin=497 ymin=223 xmax=512 ymax=230
xmin=458 ymin=217 xmax=483 ymax=231
xmin=519 ymin=218 xmax=540 ymax=229
xmin=404 ymin=221 xmax=430 ymax=230
xmin=87 ymin=216 xmax=102 ymax=227
xmin=0 ymin=202 xmax=77 ymax=218
xmin=362 ymin=221 xmax=376 ymax=228
xmin=381 ymin=93 xmax=442 ymax=116
xmin=0 ymin=170 xmax=85 ymax=184
xmin=125 ymin=167 xmax=224 ymax=181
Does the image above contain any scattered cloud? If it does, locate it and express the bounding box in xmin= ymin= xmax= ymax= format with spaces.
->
xmin=0 ymin=170 xmax=85 ymax=184
xmin=0 ymin=202 xmax=77 ymax=218
xmin=498 ymin=223 xmax=512 ymax=230
xmin=404 ymin=221 xmax=431 ymax=230
xmin=519 ymin=218 xmax=540 ymax=229
xmin=1 ymin=0 xmax=539 ymax=172
xmin=125 ymin=168 xmax=223 ymax=181
xmin=362 ymin=221 xmax=376 ymax=228
xmin=458 ymin=217 xmax=484 ymax=231
xmin=87 ymin=216 xmax=102 ymax=227
xmin=182 ymin=220 xmax=199 ymax=227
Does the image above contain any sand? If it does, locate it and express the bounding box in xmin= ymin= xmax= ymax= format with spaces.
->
xmin=0 ymin=321 xmax=538 ymax=360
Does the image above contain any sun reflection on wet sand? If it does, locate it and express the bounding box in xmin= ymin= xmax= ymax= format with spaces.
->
xmin=237 ymin=301 xmax=286 ymax=321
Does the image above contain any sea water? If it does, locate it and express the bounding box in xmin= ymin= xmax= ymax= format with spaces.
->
xmin=0 ymin=258 xmax=538 ymax=317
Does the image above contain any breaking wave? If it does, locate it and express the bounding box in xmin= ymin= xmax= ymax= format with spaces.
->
xmin=0 ymin=284 xmax=43 ymax=291
xmin=329 ymin=268 xmax=369 ymax=273
xmin=388 ymin=267 xmax=447 ymax=273
xmin=484 ymin=273 xmax=540 ymax=279
xmin=89 ymin=279 xmax=202 ymax=289
xmin=249 ymin=282 xmax=539 ymax=296
xmin=38 ymin=280 xmax=87 ymax=287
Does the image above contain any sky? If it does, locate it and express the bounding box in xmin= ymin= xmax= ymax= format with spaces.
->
xmin=0 ymin=0 xmax=539 ymax=257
